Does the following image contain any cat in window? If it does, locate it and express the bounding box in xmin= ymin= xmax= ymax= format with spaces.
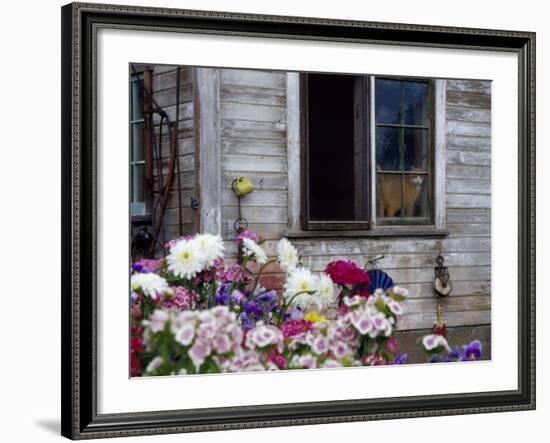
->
xmin=377 ymin=172 xmax=426 ymax=218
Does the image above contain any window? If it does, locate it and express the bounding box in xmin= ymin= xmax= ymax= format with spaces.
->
xmin=301 ymin=73 xmax=437 ymax=232
xmin=130 ymin=72 xmax=147 ymax=217
xmin=375 ymin=78 xmax=432 ymax=225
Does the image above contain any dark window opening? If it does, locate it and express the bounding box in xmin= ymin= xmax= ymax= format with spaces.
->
xmin=302 ymin=73 xmax=434 ymax=231
xmin=308 ymin=74 xmax=357 ymax=221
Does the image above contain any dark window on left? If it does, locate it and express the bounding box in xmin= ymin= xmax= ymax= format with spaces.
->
xmin=130 ymin=72 xmax=148 ymax=218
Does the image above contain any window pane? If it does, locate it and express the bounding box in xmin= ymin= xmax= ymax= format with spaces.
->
xmin=403 ymin=174 xmax=429 ymax=217
xmin=377 ymin=173 xmax=402 ymax=218
xmin=375 ymin=79 xmax=401 ymax=124
xmin=308 ymin=74 xmax=356 ymax=221
xmin=403 ymin=82 xmax=428 ymax=125
xmin=131 ymin=122 xmax=144 ymax=161
xmin=404 ymin=128 xmax=428 ymax=171
xmin=131 ymin=78 xmax=144 ymax=120
xmin=376 ymin=127 xmax=401 ymax=171
xmin=132 ymin=164 xmax=145 ymax=203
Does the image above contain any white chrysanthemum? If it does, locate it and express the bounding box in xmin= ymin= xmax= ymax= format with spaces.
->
xmin=276 ymin=237 xmax=298 ymax=273
xmin=166 ymin=238 xmax=204 ymax=279
xmin=314 ymin=273 xmax=335 ymax=310
xmin=195 ymin=233 xmax=224 ymax=267
xmin=283 ymin=268 xmax=319 ymax=309
xmin=241 ymin=238 xmax=267 ymax=264
xmin=131 ymin=273 xmax=169 ymax=298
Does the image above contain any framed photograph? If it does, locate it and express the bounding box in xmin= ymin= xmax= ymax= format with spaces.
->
xmin=61 ymin=2 xmax=536 ymax=439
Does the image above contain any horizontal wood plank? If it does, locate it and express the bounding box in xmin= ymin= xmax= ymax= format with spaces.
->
xmin=221 ymin=84 xmax=286 ymax=107
xmin=222 ymin=102 xmax=286 ymax=124
xmin=446 ymin=91 xmax=491 ymax=109
xmin=446 ymin=80 xmax=491 ymax=95
xmin=221 ymin=119 xmax=286 ymax=140
xmin=222 ymin=154 xmax=287 ymax=173
xmin=221 ymin=69 xmax=286 ymax=90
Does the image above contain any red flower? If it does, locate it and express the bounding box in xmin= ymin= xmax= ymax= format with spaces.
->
xmin=279 ymin=319 xmax=313 ymax=339
xmin=325 ymin=260 xmax=371 ymax=287
xmin=267 ymin=349 xmax=287 ymax=369
xmin=361 ymin=353 xmax=388 ymax=366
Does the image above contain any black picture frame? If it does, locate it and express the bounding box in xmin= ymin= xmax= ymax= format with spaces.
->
xmin=61 ymin=2 xmax=536 ymax=439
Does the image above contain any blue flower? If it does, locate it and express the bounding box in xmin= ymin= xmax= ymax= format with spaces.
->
xmin=461 ymin=340 xmax=482 ymax=361
xmin=391 ymin=354 xmax=408 ymax=365
xmin=240 ymin=312 xmax=255 ymax=331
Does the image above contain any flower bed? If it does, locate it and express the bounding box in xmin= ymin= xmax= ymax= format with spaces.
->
xmin=130 ymin=231 xmax=481 ymax=376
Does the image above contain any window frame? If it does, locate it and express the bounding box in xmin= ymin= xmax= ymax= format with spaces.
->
xmin=373 ymin=76 xmax=434 ymax=227
xmin=290 ymin=72 xmax=447 ymax=237
xmin=130 ymin=71 xmax=146 ymax=218
xmin=130 ymin=70 xmax=154 ymax=222
xmin=300 ymin=73 xmax=371 ymax=231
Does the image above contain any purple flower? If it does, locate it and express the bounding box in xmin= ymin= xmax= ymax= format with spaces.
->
xmin=240 ymin=312 xmax=255 ymax=331
xmin=255 ymin=290 xmax=278 ymax=313
xmin=461 ymin=340 xmax=482 ymax=361
xmin=447 ymin=349 xmax=462 ymax=361
xmin=215 ymin=292 xmax=229 ymax=305
xmin=391 ymin=354 xmax=408 ymax=365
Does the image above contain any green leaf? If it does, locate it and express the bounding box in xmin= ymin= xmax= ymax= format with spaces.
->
xmin=388 ymin=292 xmax=406 ymax=302
xmin=374 ymin=299 xmax=392 ymax=317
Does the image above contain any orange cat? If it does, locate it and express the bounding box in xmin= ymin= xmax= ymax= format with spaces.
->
xmin=377 ymin=174 xmax=425 ymax=218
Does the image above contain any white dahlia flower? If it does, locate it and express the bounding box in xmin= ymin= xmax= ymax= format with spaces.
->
xmin=314 ymin=273 xmax=336 ymax=311
xmin=195 ymin=233 xmax=224 ymax=267
xmin=283 ymin=267 xmax=319 ymax=309
xmin=130 ymin=272 xmax=169 ymax=298
xmin=241 ymin=238 xmax=267 ymax=264
xmin=166 ymin=238 xmax=205 ymax=279
xmin=276 ymin=237 xmax=298 ymax=273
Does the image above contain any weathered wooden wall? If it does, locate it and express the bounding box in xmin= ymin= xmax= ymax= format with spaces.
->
xmin=217 ymin=69 xmax=492 ymax=337
xmin=150 ymin=65 xmax=197 ymax=248
xmin=149 ymin=66 xmax=491 ymax=345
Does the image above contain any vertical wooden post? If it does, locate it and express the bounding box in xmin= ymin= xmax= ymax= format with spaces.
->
xmin=194 ymin=68 xmax=221 ymax=235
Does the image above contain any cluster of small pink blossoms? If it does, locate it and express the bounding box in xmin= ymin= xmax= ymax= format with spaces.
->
xmin=144 ymin=306 xmax=247 ymax=374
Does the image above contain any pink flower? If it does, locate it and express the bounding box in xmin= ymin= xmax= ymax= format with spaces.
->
xmin=332 ymin=341 xmax=351 ymax=359
xmin=312 ymin=336 xmax=329 ymax=355
xmin=362 ymin=353 xmax=388 ymax=366
xmin=279 ymin=319 xmax=313 ymax=339
xmin=189 ymin=341 xmax=211 ymax=369
xmin=325 ymin=260 xmax=371 ymax=287
xmin=147 ymin=310 xmax=170 ymax=333
xmin=236 ymin=229 xmax=259 ymax=243
xmin=386 ymin=337 xmax=400 ymax=354
xmin=350 ymin=312 xmax=374 ymax=335
xmin=164 ymin=235 xmax=196 ymax=250
xmin=162 ymin=286 xmax=196 ymax=311
xmin=212 ymin=334 xmax=231 ymax=354
xmin=174 ymin=324 xmax=195 ymax=346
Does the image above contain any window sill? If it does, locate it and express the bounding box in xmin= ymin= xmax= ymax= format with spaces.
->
xmin=286 ymin=227 xmax=449 ymax=239
xmin=131 ymin=214 xmax=152 ymax=224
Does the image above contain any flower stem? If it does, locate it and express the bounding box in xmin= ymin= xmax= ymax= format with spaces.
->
xmin=250 ymin=258 xmax=277 ymax=296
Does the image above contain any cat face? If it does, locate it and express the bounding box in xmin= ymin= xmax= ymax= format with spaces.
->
xmin=409 ymin=175 xmax=425 ymax=188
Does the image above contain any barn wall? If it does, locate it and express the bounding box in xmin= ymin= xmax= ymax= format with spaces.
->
xmin=217 ymin=69 xmax=491 ymax=335
xmin=149 ymin=66 xmax=491 ymax=340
